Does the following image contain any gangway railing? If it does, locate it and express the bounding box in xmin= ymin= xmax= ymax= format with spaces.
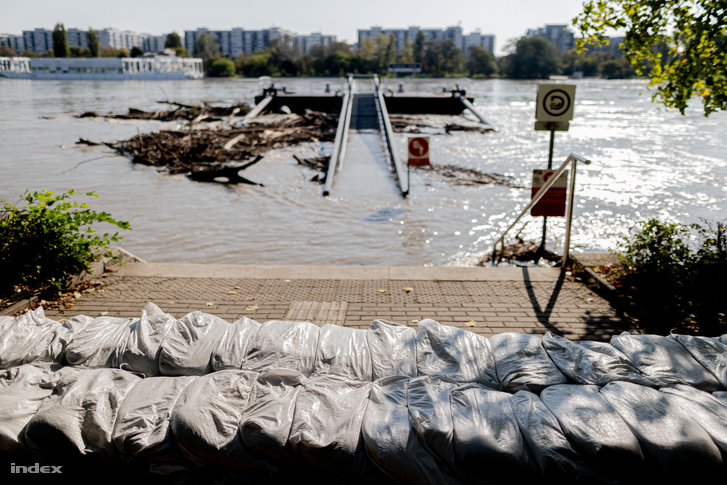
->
xmin=323 ymin=76 xmax=354 ymax=196
xmin=491 ymin=152 xmax=591 ymax=266
xmin=374 ymin=75 xmax=409 ymax=197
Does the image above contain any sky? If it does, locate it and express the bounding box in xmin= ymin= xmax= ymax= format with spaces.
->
xmin=1 ymin=0 xmax=588 ymax=56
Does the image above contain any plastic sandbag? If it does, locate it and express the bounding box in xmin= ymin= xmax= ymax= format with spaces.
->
xmin=313 ymin=324 xmax=372 ymax=381
xmin=407 ymin=376 xmax=458 ymax=471
xmin=0 ymin=307 xmax=72 ymax=368
xmin=611 ymin=332 xmax=721 ymax=391
xmin=289 ymin=374 xmax=382 ymax=481
xmin=118 ymin=302 xmax=176 ymax=377
xmin=540 ymin=385 xmax=643 ymax=467
xmin=24 ymin=368 xmax=141 ymax=458
xmin=241 ymin=320 xmax=319 ymax=376
xmin=660 ymin=384 xmax=727 ymax=454
xmin=363 ymin=376 xmax=461 ymax=485
xmin=170 ymin=369 xmax=266 ymax=471
xmin=367 ymin=319 xmax=417 ymax=379
xmin=489 ymin=332 xmax=568 ymax=393
xmin=669 ymin=333 xmax=727 ymax=390
xmin=210 ymin=316 xmax=261 ymax=371
xmin=511 ymin=390 xmax=603 ymax=483
xmin=112 ymin=375 xmax=196 ymax=463
xmin=600 ymin=381 xmax=722 ymax=477
xmin=542 ymin=332 xmax=661 ymax=387
xmin=0 ymin=363 xmax=82 ymax=453
xmin=450 ymin=384 xmax=537 ymax=484
xmin=416 ymin=319 xmax=498 ymax=387
xmin=239 ymin=368 xmax=306 ymax=466
xmin=64 ymin=316 xmax=135 ymax=368
xmin=158 ymin=311 xmax=229 ymax=376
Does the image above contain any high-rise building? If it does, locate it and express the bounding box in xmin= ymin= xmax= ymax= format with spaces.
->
xmin=185 ymin=27 xmax=304 ymax=58
xmin=0 ymin=33 xmax=25 ymax=53
xmin=357 ymin=25 xmax=494 ymax=57
xmin=525 ymin=24 xmax=575 ymax=54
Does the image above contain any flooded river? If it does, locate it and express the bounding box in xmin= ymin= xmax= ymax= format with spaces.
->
xmin=1 ymin=77 xmax=725 ymax=266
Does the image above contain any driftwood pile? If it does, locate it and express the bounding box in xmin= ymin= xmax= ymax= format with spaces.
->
xmin=389 ymin=114 xmax=494 ymax=134
xmin=76 ymin=100 xmax=251 ymax=123
xmin=412 ymin=164 xmax=522 ymax=188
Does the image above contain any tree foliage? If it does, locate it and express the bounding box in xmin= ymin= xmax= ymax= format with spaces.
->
xmin=502 ymin=37 xmax=561 ymax=79
xmin=0 ymin=45 xmax=18 ymax=57
xmin=207 ymin=57 xmax=236 ymax=77
xmin=130 ymin=46 xmax=145 ymax=58
xmin=193 ymin=33 xmax=222 ymax=61
xmin=165 ymin=32 xmax=183 ymax=50
xmin=52 ymin=23 xmax=69 ymax=58
xmin=86 ymin=28 xmax=99 ymax=57
xmin=574 ymin=0 xmax=727 ymax=116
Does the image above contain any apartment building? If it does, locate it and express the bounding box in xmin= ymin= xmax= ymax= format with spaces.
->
xmin=357 ymin=26 xmax=494 ymax=57
xmin=0 ymin=33 xmax=25 ymax=53
xmin=525 ymin=24 xmax=576 ymax=54
xmin=184 ymin=27 xmax=301 ymax=58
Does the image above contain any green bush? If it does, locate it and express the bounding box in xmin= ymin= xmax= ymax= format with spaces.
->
xmin=206 ymin=57 xmax=236 ymax=77
xmin=616 ymin=218 xmax=726 ymax=335
xmin=0 ymin=190 xmax=131 ymax=295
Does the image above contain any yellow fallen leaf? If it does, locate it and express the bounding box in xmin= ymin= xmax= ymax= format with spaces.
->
xmin=228 ymin=291 xmax=237 ymax=295
xmin=245 ymin=304 xmax=259 ymax=311
xmin=465 ymin=320 xmax=477 ymax=327
xmin=378 ymin=289 xmax=387 ymax=294
xmin=402 ymin=287 xmax=413 ymax=293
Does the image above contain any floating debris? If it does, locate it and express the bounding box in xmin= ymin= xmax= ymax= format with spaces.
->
xmin=76 ymin=100 xmax=251 ymax=122
xmin=412 ymin=164 xmax=522 ymax=188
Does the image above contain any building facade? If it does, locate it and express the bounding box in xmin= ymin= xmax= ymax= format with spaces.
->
xmin=0 ymin=33 xmax=25 ymax=53
xmin=357 ymin=26 xmax=495 ymax=58
xmin=525 ymin=24 xmax=575 ymax=54
xmin=184 ymin=27 xmax=303 ymax=58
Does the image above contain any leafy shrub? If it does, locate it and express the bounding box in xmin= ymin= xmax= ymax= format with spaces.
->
xmin=616 ymin=218 xmax=726 ymax=335
xmin=206 ymin=57 xmax=236 ymax=77
xmin=0 ymin=190 xmax=131 ymax=295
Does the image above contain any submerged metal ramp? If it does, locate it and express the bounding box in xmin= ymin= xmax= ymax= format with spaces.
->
xmin=323 ymin=75 xmax=408 ymax=197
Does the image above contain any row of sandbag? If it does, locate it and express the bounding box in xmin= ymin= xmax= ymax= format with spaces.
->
xmin=2 ymin=362 xmax=726 ymax=484
xmin=1 ymin=303 xmax=726 ymax=393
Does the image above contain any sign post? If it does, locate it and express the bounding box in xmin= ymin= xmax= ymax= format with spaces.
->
xmin=534 ymin=84 xmax=576 ymax=252
xmin=407 ymin=136 xmax=430 ymax=192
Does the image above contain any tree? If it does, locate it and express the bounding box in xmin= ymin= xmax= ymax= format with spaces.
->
xmin=413 ymin=31 xmax=425 ymax=63
xmin=86 ymin=28 xmax=99 ymax=57
xmin=0 ymin=45 xmax=17 ymax=57
xmin=130 ymin=46 xmax=145 ymax=58
xmin=165 ymin=32 xmax=183 ymax=50
xmin=503 ymin=37 xmax=561 ymax=79
xmin=207 ymin=57 xmax=236 ymax=77
xmin=574 ymin=0 xmax=727 ymax=116
xmin=467 ymin=45 xmax=498 ymax=78
xmin=193 ymin=33 xmax=221 ymax=61
xmin=52 ymin=23 xmax=69 ymax=58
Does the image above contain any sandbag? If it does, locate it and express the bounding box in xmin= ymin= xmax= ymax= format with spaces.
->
xmin=600 ymin=381 xmax=723 ymax=477
xmin=210 ymin=316 xmax=261 ymax=371
xmin=416 ymin=319 xmax=498 ymax=387
xmin=407 ymin=376 xmax=458 ymax=471
xmin=0 ymin=307 xmax=72 ymax=368
xmin=542 ymin=332 xmax=661 ymax=387
xmin=450 ymin=383 xmax=537 ymax=484
xmin=158 ymin=311 xmax=229 ymax=376
xmin=112 ymin=375 xmax=196 ymax=463
xmin=64 ymin=316 xmax=135 ymax=368
xmin=660 ymin=383 xmax=727 ymax=454
xmin=363 ymin=376 xmax=461 ymax=485
xmin=511 ymin=390 xmax=603 ymax=483
xmin=118 ymin=302 xmax=176 ymax=377
xmin=489 ymin=332 xmax=568 ymax=393
xmin=0 ymin=363 xmax=81 ymax=453
xmin=669 ymin=333 xmax=727 ymax=390
xmin=540 ymin=385 xmax=643 ymax=467
xmin=289 ymin=374 xmax=381 ymax=481
xmin=170 ymin=370 xmax=265 ymax=471
xmin=241 ymin=320 xmax=319 ymax=376
xmin=313 ymin=324 xmax=372 ymax=381
xmin=24 ymin=368 xmax=141 ymax=458
xmin=611 ymin=332 xmax=721 ymax=391
xmin=367 ymin=319 xmax=417 ymax=379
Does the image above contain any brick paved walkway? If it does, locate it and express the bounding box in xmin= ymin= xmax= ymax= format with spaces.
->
xmin=37 ymin=262 xmax=638 ymax=342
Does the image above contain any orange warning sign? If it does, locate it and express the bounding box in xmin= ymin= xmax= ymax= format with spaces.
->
xmin=407 ymin=136 xmax=430 ymax=165
xmin=531 ymin=169 xmax=568 ymax=217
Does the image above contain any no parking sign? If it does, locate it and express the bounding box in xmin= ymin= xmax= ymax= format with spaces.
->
xmin=407 ymin=136 xmax=430 ymax=165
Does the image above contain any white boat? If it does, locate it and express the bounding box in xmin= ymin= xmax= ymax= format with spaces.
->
xmin=0 ymin=56 xmax=204 ymax=80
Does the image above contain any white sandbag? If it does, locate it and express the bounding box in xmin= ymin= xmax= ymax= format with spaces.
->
xmin=158 ymin=311 xmax=229 ymax=376
xmin=241 ymin=320 xmax=319 ymax=376
xmin=450 ymin=383 xmax=538 ymax=484
xmin=660 ymin=384 xmax=727 ymax=454
xmin=540 ymin=384 xmax=644 ymax=465
xmin=64 ymin=316 xmax=135 ymax=368
xmin=489 ymin=332 xmax=568 ymax=393
xmin=600 ymin=381 xmax=723 ymax=476
xmin=511 ymin=390 xmax=603 ymax=483
xmin=170 ymin=370 xmax=266 ymax=471
xmin=363 ymin=376 xmax=461 ymax=485
xmin=416 ymin=319 xmax=498 ymax=387
xmin=367 ymin=319 xmax=417 ymax=379
xmin=407 ymin=376 xmax=458 ymax=471
xmin=669 ymin=333 xmax=727 ymax=389
xmin=611 ymin=333 xmax=721 ymax=391
xmin=118 ymin=302 xmax=176 ymax=377
xmin=313 ymin=324 xmax=372 ymax=381
xmin=542 ymin=332 xmax=661 ymax=387
xmin=0 ymin=363 xmax=82 ymax=453
xmin=210 ymin=316 xmax=261 ymax=371
xmin=239 ymin=368 xmax=306 ymax=466
xmin=24 ymin=368 xmax=141 ymax=458
xmin=112 ymin=375 xmax=196 ymax=462
xmin=0 ymin=307 xmax=71 ymax=368
xmin=289 ymin=374 xmax=382 ymax=481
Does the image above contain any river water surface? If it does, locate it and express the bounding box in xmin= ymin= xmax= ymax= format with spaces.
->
xmin=1 ymin=78 xmax=725 ymax=266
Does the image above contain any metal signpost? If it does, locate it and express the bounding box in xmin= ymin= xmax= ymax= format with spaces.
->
xmin=534 ymin=84 xmax=576 ymax=251
xmin=406 ymin=136 xmax=430 ymax=191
